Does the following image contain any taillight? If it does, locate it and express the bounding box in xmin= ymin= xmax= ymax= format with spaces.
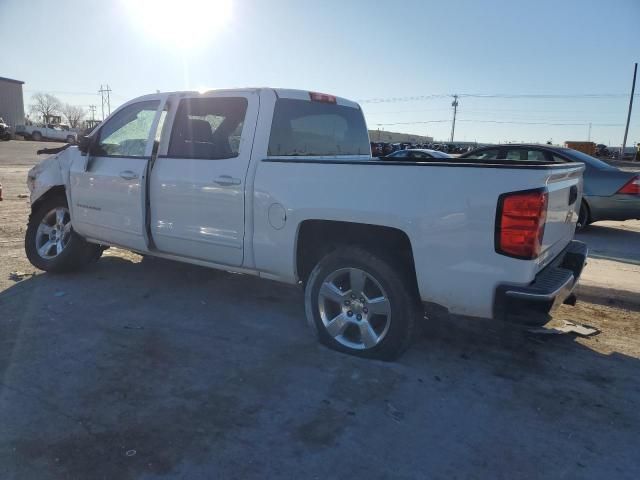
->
xmin=496 ymin=189 xmax=548 ymax=259
xmin=617 ymin=176 xmax=640 ymax=195
xmin=309 ymin=91 xmax=337 ymax=104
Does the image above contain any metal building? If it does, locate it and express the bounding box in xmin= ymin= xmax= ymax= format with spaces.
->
xmin=0 ymin=76 xmax=25 ymax=127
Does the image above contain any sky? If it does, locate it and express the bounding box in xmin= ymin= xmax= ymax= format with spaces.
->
xmin=1 ymin=0 xmax=639 ymax=145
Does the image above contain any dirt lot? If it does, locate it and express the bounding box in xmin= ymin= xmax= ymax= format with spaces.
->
xmin=1 ymin=141 xmax=639 ymax=479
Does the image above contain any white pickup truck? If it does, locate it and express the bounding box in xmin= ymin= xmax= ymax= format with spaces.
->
xmin=16 ymin=124 xmax=77 ymax=143
xmin=25 ymin=88 xmax=588 ymax=359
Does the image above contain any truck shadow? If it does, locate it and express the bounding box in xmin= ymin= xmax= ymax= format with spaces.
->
xmin=1 ymin=254 xmax=639 ymax=479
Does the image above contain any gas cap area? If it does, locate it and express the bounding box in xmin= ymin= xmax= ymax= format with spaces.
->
xmin=268 ymin=203 xmax=287 ymax=230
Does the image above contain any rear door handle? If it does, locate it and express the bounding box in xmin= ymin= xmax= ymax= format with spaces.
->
xmin=119 ymin=170 xmax=138 ymax=180
xmin=214 ymin=175 xmax=241 ymax=186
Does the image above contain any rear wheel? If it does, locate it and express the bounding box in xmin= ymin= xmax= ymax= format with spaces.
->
xmin=66 ymin=135 xmax=75 ymax=144
xmin=31 ymin=131 xmax=42 ymax=141
xmin=25 ymin=194 xmax=101 ymax=272
xmin=304 ymin=247 xmax=418 ymax=360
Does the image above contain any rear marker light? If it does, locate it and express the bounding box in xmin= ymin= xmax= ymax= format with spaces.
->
xmin=496 ymin=189 xmax=548 ymax=260
xmin=309 ymin=92 xmax=337 ymax=104
xmin=617 ymin=176 xmax=640 ymax=195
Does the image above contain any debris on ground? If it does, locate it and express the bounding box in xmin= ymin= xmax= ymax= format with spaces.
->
xmin=9 ymin=271 xmax=35 ymax=281
xmin=53 ymin=291 xmax=66 ymax=297
xmin=528 ymin=321 xmax=601 ymax=338
xmin=385 ymin=402 xmax=404 ymax=423
xmin=17 ymin=194 xmax=28 ymax=198
xmin=125 ymin=449 xmax=137 ymax=457
xmin=123 ymin=325 xmax=144 ymax=330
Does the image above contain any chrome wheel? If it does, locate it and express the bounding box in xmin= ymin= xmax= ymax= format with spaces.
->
xmin=318 ymin=267 xmax=391 ymax=350
xmin=35 ymin=207 xmax=72 ymax=259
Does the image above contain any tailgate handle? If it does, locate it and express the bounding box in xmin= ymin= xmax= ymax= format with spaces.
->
xmin=568 ymin=185 xmax=578 ymax=205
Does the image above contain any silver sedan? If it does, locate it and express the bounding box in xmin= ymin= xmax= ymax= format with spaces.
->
xmin=459 ymin=144 xmax=640 ymax=228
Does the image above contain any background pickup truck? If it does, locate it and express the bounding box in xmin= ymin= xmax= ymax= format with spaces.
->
xmin=16 ymin=124 xmax=77 ymax=143
xmin=25 ymin=88 xmax=587 ymax=360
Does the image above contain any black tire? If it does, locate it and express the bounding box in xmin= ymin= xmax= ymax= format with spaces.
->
xmin=66 ymin=135 xmax=76 ymax=144
xmin=25 ymin=193 xmax=101 ymax=273
xmin=577 ymin=201 xmax=590 ymax=230
xmin=31 ymin=131 xmax=42 ymax=141
xmin=304 ymin=246 xmax=418 ymax=361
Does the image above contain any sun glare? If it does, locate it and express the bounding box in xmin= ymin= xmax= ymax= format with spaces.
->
xmin=121 ymin=0 xmax=233 ymax=50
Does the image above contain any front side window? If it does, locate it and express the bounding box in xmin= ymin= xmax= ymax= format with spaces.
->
xmin=168 ymin=97 xmax=248 ymax=159
xmin=268 ymin=99 xmax=370 ymax=157
xmin=96 ymin=101 xmax=160 ymax=157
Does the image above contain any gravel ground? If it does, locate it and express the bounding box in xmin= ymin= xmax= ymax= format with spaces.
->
xmin=1 ymin=141 xmax=639 ymax=479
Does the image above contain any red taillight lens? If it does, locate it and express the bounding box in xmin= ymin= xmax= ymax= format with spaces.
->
xmin=309 ymin=91 xmax=337 ymax=104
xmin=496 ymin=189 xmax=548 ymax=259
xmin=617 ymin=176 xmax=640 ymax=195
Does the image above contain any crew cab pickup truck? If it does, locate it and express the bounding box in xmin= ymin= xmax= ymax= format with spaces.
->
xmin=16 ymin=124 xmax=77 ymax=143
xmin=25 ymin=88 xmax=588 ymax=359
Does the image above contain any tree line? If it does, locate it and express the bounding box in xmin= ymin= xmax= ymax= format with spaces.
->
xmin=29 ymin=93 xmax=88 ymax=129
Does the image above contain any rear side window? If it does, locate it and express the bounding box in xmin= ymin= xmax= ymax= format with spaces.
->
xmin=464 ymin=148 xmax=500 ymax=160
xmin=505 ymin=149 xmax=548 ymax=161
xmin=168 ymin=97 xmax=247 ymax=159
xmin=268 ymin=99 xmax=370 ymax=156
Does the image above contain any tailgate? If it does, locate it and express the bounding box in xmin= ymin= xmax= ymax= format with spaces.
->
xmin=537 ymin=164 xmax=585 ymax=271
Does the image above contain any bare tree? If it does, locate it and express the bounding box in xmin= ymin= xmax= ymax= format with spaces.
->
xmin=30 ymin=93 xmax=62 ymax=123
xmin=61 ymin=104 xmax=86 ymax=129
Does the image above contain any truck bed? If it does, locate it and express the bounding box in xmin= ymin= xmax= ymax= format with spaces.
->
xmin=254 ymin=158 xmax=585 ymax=318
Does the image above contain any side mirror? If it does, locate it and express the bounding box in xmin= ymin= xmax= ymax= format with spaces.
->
xmin=78 ymin=135 xmax=92 ymax=155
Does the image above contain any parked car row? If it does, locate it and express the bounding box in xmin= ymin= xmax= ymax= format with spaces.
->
xmin=370 ymin=141 xmax=476 ymax=157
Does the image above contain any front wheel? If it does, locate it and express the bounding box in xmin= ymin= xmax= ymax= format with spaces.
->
xmin=66 ymin=135 xmax=76 ymax=144
xmin=31 ymin=131 xmax=42 ymax=141
xmin=25 ymin=194 xmax=101 ymax=272
xmin=304 ymin=247 xmax=418 ymax=361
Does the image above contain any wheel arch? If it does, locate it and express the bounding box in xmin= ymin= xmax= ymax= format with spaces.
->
xmin=30 ymin=185 xmax=67 ymax=215
xmin=295 ymin=219 xmax=419 ymax=295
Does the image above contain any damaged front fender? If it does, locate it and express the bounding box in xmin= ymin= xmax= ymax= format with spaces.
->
xmin=27 ymin=146 xmax=82 ymax=205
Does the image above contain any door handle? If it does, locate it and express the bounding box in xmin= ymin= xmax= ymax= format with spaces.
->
xmin=119 ymin=170 xmax=139 ymax=180
xmin=214 ymin=175 xmax=241 ymax=186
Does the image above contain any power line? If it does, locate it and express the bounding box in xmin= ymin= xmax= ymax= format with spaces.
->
xmin=373 ymin=119 xmax=624 ymax=127
xmin=98 ymin=84 xmax=112 ymax=120
xmin=358 ymin=92 xmax=640 ymax=104
xmin=450 ymin=95 xmax=459 ymax=142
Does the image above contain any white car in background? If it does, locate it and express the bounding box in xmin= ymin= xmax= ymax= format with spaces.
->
xmin=16 ymin=124 xmax=77 ymax=143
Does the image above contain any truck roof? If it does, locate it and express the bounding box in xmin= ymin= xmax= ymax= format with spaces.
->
xmin=129 ymin=88 xmax=360 ymax=109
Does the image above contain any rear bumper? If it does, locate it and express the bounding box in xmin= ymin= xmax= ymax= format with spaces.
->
xmin=494 ymin=240 xmax=588 ymax=325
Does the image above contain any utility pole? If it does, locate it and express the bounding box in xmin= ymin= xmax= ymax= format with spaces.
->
xmin=89 ymin=105 xmax=96 ymax=121
xmin=98 ymin=84 xmax=112 ymax=120
xmin=621 ymin=62 xmax=637 ymax=159
xmin=450 ymin=94 xmax=459 ymax=143
xmin=588 ymin=122 xmax=592 ymax=141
